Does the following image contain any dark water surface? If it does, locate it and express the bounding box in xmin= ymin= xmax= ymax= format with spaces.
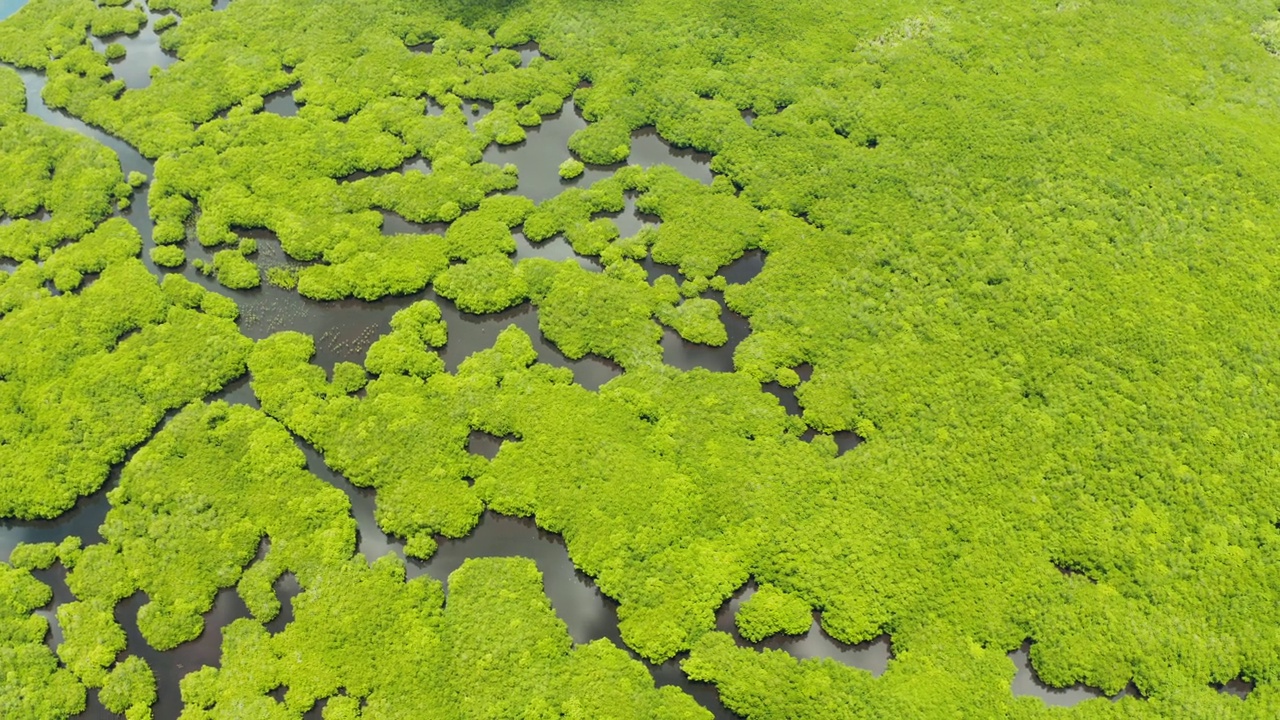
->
xmin=1008 ymin=641 xmax=1145 ymax=705
xmin=1 ymin=25 xmax=1091 ymax=720
xmin=483 ymin=100 xmax=713 ymax=202
xmin=87 ymin=14 xmax=177 ymax=91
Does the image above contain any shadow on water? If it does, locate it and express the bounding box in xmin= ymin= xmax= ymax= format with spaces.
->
xmin=1009 ymin=641 xmax=1143 ymax=705
xmin=714 ymin=582 xmax=893 ymax=676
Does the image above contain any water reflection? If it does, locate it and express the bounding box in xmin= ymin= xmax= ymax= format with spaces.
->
xmin=513 ymin=230 xmax=600 ymax=271
xmin=430 ymin=297 xmax=622 ymax=389
xmin=1215 ymin=678 xmax=1254 ymax=700
xmin=86 ymin=11 xmax=177 ymax=91
xmin=630 ymin=127 xmax=713 ymax=185
xmin=263 ymin=85 xmax=299 ymax=116
xmin=482 ymin=101 xmax=602 ymax=202
xmin=608 ymin=191 xmax=661 ymax=241
xmin=31 ymin=563 xmax=70 ymax=655
xmin=512 ymin=40 xmax=541 ymax=67
xmin=264 ymin=572 xmax=299 ymax=635
xmin=761 ymin=381 xmax=801 ymax=415
xmin=659 ymin=311 xmax=745 ymax=374
xmin=465 ymin=429 xmax=506 ymax=460
xmin=464 ymin=98 xmax=493 ymax=130
xmin=720 ymin=249 xmax=764 ymax=286
xmin=379 ymin=208 xmax=443 ymax=235
xmin=29 ymin=564 xmax=116 ymax=718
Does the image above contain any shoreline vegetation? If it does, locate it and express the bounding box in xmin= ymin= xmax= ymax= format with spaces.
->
xmin=3 ymin=0 xmax=1280 ymax=717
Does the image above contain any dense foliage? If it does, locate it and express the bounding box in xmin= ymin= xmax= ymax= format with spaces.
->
xmin=249 ymin=306 xmax=490 ymax=560
xmin=0 ymin=563 xmax=84 ymax=718
xmin=0 ymin=65 xmax=249 ymax=520
xmin=0 ymin=66 xmax=129 ymax=263
xmin=15 ymin=400 xmax=707 ymax=718
xmin=185 ymin=556 xmax=708 ymax=719
xmin=6 ymin=0 xmax=1280 ymax=715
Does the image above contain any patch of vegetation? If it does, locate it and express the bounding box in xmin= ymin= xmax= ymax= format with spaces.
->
xmin=558 ymin=157 xmax=584 ymax=179
xmin=0 ymin=257 xmax=250 ymax=519
xmin=42 ymin=398 xmax=709 ymax=718
xmin=734 ymin=585 xmax=812 ymax=642
xmin=0 ymin=66 xmax=131 ymax=264
xmin=434 ymin=253 xmax=529 ymax=314
xmin=209 ymin=247 xmax=260 ymax=289
xmin=184 ymin=555 xmax=708 ymax=718
xmin=249 ymin=306 xmax=487 ymax=559
xmin=0 ymin=66 xmax=251 ymax=520
xmin=0 ymin=563 xmax=85 ymax=718
xmin=66 ymin=401 xmax=356 ymax=650
xmin=149 ymin=244 xmax=185 ymax=267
